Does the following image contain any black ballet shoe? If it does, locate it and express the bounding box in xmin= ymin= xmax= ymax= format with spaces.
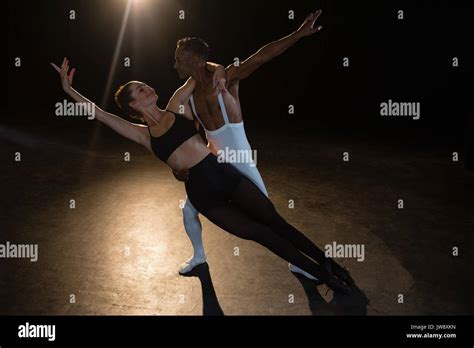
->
xmin=325 ymin=275 xmax=352 ymax=295
xmin=349 ymin=283 xmax=370 ymax=305
xmin=324 ymin=259 xmax=355 ymax=287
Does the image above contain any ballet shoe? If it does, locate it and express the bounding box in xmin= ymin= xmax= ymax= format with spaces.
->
xmin=323 ymin=259 xmax=355 ymax=287
xmin=289 ymin=263 xmax=319 ymax=281
xmin=325 ymin=275 xmax=352 ymax=295
xmin=179 ymin=255 xmax=207 ymax=275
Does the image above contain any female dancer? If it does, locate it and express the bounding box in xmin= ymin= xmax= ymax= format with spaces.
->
xmin=51 ymin=58 xmax=355 ymax=295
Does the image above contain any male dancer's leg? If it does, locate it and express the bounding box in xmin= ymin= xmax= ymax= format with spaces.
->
xmin=179 ymin=197 xmax=206 ymax=274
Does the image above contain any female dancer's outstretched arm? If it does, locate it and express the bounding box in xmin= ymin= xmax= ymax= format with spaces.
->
xmin=51 ymin=58 xmax=149 ymax=147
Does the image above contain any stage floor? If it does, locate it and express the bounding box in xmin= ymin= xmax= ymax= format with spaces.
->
xmin=1 ymin=121 xmax=473 ymax=315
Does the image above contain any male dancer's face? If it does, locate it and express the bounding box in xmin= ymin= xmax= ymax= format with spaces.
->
xmin=174 ymin=47 xmax=197 ymax=79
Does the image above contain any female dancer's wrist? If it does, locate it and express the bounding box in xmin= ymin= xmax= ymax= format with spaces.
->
xmin=65 ymin=87 xmax=79 ymax=100
xmin=64 ymin=88 xmax=73 ymax=97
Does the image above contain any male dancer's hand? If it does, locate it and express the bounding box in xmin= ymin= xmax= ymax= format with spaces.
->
xmin=296 ymin=9 xmax=323 ymax=37
xmin=225 ymin=9 xmax=323 ymax=84
xmin=172 ymin=169 xmax=189 ymax=182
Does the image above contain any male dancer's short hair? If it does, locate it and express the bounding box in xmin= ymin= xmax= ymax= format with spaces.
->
xmin=177 ymin=37 xmax=211 ymax=60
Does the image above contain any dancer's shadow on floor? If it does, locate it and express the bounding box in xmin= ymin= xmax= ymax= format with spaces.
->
xmin=180 ymin=263 xmax=224 ymax=316
xmin=292 ymin=273 xmax=369 ymax=315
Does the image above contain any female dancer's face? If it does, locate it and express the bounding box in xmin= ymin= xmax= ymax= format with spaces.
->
xmin=128 ymin=82 xmax=159 ymax=112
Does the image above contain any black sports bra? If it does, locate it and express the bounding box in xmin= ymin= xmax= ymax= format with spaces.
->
xmin=147 ymin=111 xmax=198 ymax=162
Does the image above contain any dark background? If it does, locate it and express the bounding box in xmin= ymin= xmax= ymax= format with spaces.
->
xmin=6 ymin=0 xmax=473 ymax=147
xmin=2 ymin=0 xmax=474 ymax=320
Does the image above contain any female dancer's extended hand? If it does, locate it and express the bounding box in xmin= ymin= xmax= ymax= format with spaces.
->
xmin=50 ymin=57 xmax=75 ymax=94
xmin=212 ymin=65 xmax=227 ymax=97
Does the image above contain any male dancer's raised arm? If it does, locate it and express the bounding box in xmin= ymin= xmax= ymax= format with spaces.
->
xmin=225 ymin=9 xmax=322 ymax=84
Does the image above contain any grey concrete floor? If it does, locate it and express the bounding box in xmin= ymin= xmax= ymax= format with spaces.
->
xmin=1 ymin=122 xmax=473 ymax=315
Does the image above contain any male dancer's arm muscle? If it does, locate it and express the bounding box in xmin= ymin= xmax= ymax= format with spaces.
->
xmin=51 ymin=58 xmax=148 ymax=146
xmin=226 ymin=9 xmax=323 ymax=84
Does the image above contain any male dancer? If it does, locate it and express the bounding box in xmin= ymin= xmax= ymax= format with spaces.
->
xmin=175 ymin=10 xmax=323 ymax=278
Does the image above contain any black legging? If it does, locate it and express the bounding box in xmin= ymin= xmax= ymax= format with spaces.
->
xmin=186 ymin=154 xmax=332 ymax=282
